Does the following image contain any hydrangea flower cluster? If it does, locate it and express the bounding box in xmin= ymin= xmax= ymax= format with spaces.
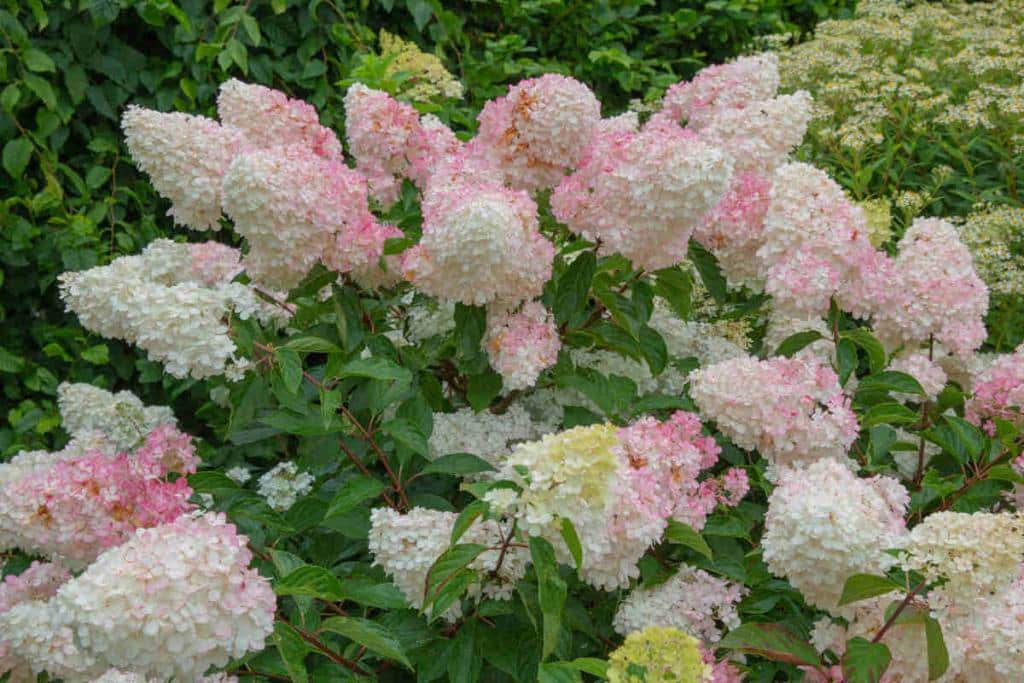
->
xmin=606 ymin=626 xmax=740 ymax=683
xmin=427 ymin=404 xmax=556 ymax=470
xmin=256 ymin=461 xmax=315 ymax=511
xmin=483 ymin=302 xmax=561 ymax=390
xmin=965 ymin=344 xmax=1024 ymax=433
xmin=888 ymin=352 xmax=948 ymax=402
xmin=690 ymin=355 xmax=859 ymax=472
xmin=59 ymin=239 xmax=290 ymax=380
xmin=486 ymin=413 xmax=745 ymax=589
xmin=57 ymin=382 xmax=176 ymax=451
xmin=0 ymin=513 xmax=275 ymax=681
xmin=0 ymin=561 xmax=71 ymax=681
xmin=613 ymin=566 xmax=746 ymax=643
xmin=367 ymin=507 xmax=528 ymax=621
xmin=0 ymin=423 xmax=197 ymax=567
xmin=871 ymin=217 xmax=989 ymax=356
xmin=761 ymin=459 xmax=909 ymax=613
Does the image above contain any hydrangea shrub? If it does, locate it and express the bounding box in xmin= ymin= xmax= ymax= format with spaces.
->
xmin=1 ymin=45 xmax=1022 ymax=683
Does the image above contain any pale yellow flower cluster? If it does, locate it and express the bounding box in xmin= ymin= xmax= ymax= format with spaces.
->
xmin=378 ymin=30 xmax=463 ymax=101
xmin=956 ymin=204 xmax=1024 ymax=297
xmin=776 ymin=0 xmax=1024 ymax=148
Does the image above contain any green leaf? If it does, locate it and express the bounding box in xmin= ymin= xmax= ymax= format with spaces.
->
xmin=839 ymin=574 xmax=902 ymax=606
xmin=924 ymin=615 xmax=950 ymax=680
xmin=22 ymin=47 xmax=55 ymax=72
xmin=653 ymin=267 xmax=692 ymax=319
xmin=0 ymin=347 xmax=26 ymax=373
xmin=381 ymin=417 xmax=429 ymax=456
xmin=336 ymin=578 xmax=408 ymax=609
xmin=841 ymin=329 xmax=886 ymax=374
xmin=566 ymin=658 xmax=609 ymax=678
xmin=22 ymin=72 xmax=56 ymax=109
xmin=284 ymin=336 xmax=341 ymax=354
xmin=555 ymin=250 xmax=596 ymax=326
xmin=276 ymin=347 xmax=303 ymax=394
xmin=423 ymin=452 xmax=496 ymax=477
xmin=537 ymin=662 xmax=583 ymax=683
xmin=664 ymin=520 xmax=713 ymax=559
xmin=719 ymin=623 xmax=821 ymax=667
xmin=226 ymin=37 xmax=248 ymax=74
xmin=2 ymin=138 xmax=32 ymax=179
xmin=424 ymin=543 xmax=487 ymax=615
xmin=943 ymin=415 xmax=984 ymax=461
xmin=275 ymin=565 xmax=345 ymax=601
xmin=530 ymin=536 xmax=567 ymax=661
xmin=837 ymin=338 xmax=858 ymax=385
xmin=638 ymin=325 xmax=667 ymax=375
xmin=320 ymin=616 xmax=413 ymax=670
xmin=560 ymin=518 xmax=583 ymax=570
xmin=688 ymin=240 xmax=727 ymax=303
xmin=858 ymin=371 xmax=925 ymax=397
xmin=240 ymin=13 xmax=261 ymax=45
xmin=841 ymin=637 xmax=891 ymax=683
xmin=324 ymin=475 xmax=387 ymax=519
xmin=451 ymin=500 xmax=488 ymax=545
xmin=861 ymin=402 xmax=920 ymax=428
xmin=406 ymin=0 xmax=434 ymax=31
xmin=80 ymin=344 xmax=109 ymax=364
xmin=467 ymin=371 xmax=502 ymax=411
xmin=336 ymin=357 xmax=412 ymax=383
xmin=774 ymin=330 xmax=824 ymax=358
xmin=272 ymin=621 xmax=310 ymax=683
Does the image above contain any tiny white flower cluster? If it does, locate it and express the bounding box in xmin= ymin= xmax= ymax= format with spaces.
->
xmin=428 ymin=405 xmax=556 ymax=471
xmin=256 ymin=461 xmax=315 ymax=511
xmin=57 ymin=382 xmax=175 ymax=451
xmin=59 ymin=239 xmax=290 ymax=380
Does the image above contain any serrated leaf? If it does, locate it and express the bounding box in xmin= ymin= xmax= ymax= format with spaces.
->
xmin=837 ymin=337 xmax=858 ymax=385
xmin=530 ymin=536 xmax=567 ymax=661
xmin=424 ymin=543 xmax=487 ymax=613
xmin=467 ymin=370 xmax=502 ymax=411
xmin=924 ymin=615 xmax=949 ymax=680
xmin=382 ymin=417 xmax=429 ymax=456
xmin=842 ymin=637 xmax=891 ymax=683
xmin=23 ymin=72 xmax=56 ymax=109
xmin=841 ymin=329 xmax=886 ymax=374
xmin=0 ymin=347 xmax=26 ymax=373
xmin=80 ymin=344 xmax=109 ymax=364
xmin=272 ymin=621 xmax=310 ymax=683
xmin=423 ymin=452 xmax=497 ymax=477
xmin=284 ymin=336 xmax=341 ymax=353
xmin=3 ymin=138 xmax=32 ymax=179
xmin=22 ymin=47 xmax=55 ymax=72
xmin=555 ymin=250 xmax=596 ymax=326
xmin=638 ymin=325 xmax=667 ymax=375
xmin=320 ymin=616 xmax=413 ymax=670
xmin=276 ymin=347 xmax=303 ymax=394
xmin=560 ymin=518 xmax=583 ymax=570
xmin=774 ymin=330 xmax=824 ymax=358
xmin=451 ymin=500 xmax=488 ymax=544
xmin=664 ymin=520 xmax=713 ymax=559
xmin=861 ymin=402 xmax=920 ymax=428
xmin=275 ymin=566 xmax=344 ymax=601
xmin=653 ymin=267 xmax=692 ymax=320
xmin=839 ymin=574 xmax=902 ymax=606
xmin=336 ymin=357 xmax=412 ymax=383
xmin=858 ymin=371 xmax=925 ymax=397
xmin=337 ymin=578 xmax=408 ymax=609
xmin=324 ymin=475 xmax=387 ymax=519
xmin=537 ymin=662 xmax=582 ymax=683
xmin=719 ymin=623 xmax=821 ymax=666
xmin=688 ymin=240 xmax=727 ymax=303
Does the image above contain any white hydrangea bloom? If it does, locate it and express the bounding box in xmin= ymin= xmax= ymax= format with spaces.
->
xmin=0 ymin=513 xmax=275 ymax=682
xmin=59 ymin=240 xmax=289 ymax=380
xmin=613 ymin=566 xmax=746 ymax=643
xmin=57 ymin=383 xmax=175 ymax=451
xmin=762 ymin=460 xmax=909 ymax=614
xmin=225 ymin=466 xmax=252 ymax=485
xmin=367 ymin=507 xmax=527 ymax=621
xmin=256 ymin=462 xmax=315 ymax=511
xmin=428 ymin=405 xmax=556 ymax=471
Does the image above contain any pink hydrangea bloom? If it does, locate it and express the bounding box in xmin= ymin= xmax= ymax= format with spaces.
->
xmin=615 ymin=410 xmax=743 ymax=531
xmin=871 ymin=217 xmax=989 ymax=356
xmin=324 ymin=212 xmax=405 ymax=290
xmin=187 ymin=241 xmax=244 ymax=286
xmin=217 ymin=79 xmax=341 ymax=159
xmin=651 ymin=53 xmax=780 ymax=130
xmin=764 ymin=247 xmax=841 ymax=318
xmin=889 ymin=352 xmax=948 ymax=401
xmin=966 ymin=346 xmax=1024 ymax=434
xmin=551 ymin=122 xmax=732 ymax=270
xmin=401 ymin=183 xmax=554 ymax=306
xmin=472 ymin=74 xmax=601 ymax=190
xmin=0 ymin=425 xmax=197 ymax=566
xmin=703 ymin=647 xmax=744 ymax=683
xmin=222 ymin=144 xmax=370 ymax=289
xmin=343 ymin=83 xmax=425 ymax=207
xmin=690 ymin=355 xmax=859 ymax=471
xmin=484 ymin=301 xmax=561 ymax=390
xmin=693 ymin=171 xmax=773 ymax=285
xmin=122 ymin=106 xmax=247 ymax=231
